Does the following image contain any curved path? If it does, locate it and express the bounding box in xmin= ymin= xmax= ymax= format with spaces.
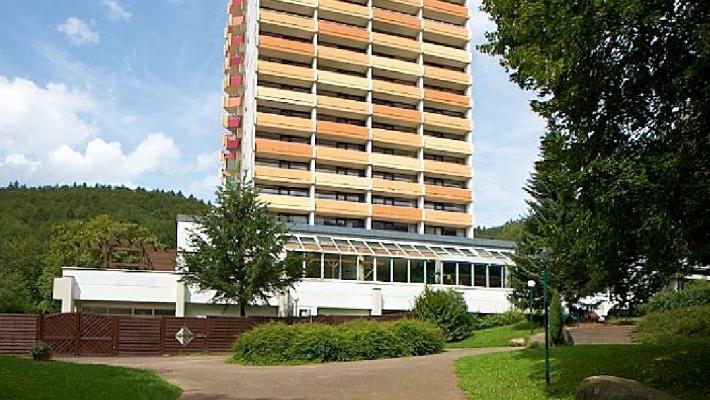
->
xmin=67 ymin=347 xmax=516 ymax=400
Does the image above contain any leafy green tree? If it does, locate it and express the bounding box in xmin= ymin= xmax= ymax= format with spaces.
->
xmin=413 ymin=287 xmax=474 ymax=341
xmin=548 ymin=290 xmax=564 ymax=346
xmin=180 ymin=182 xmax=302 ymax=316
xmin=474 ymin=219 xmax=524 ymax=242
xmin=38 ymin=215 xmax=156 ymax=311
xmin=0 ymin=271 xmax=36 ymax=313
xmin=481 ymin=0 xmax=709 ymax=304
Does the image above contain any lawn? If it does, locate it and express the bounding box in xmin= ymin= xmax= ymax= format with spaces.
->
xmin=447 ymin=324 xmax=541 ymax=348
xmin=455 ymin=343 xmax=710 ymax=400
xmin=0 ymin=355 xmax=181 ymax=400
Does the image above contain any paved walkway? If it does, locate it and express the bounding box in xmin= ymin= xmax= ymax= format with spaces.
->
xmin=567 ymin=323 xmax=635 ymax=344
xmin=66 ymin=348 xmax=516 ymax=400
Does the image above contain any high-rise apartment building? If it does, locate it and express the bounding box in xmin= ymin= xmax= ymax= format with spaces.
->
xmin=221 ymin=0 xmax=474 ymax=238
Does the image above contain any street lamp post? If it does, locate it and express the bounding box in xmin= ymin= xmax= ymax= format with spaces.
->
xmin=527 ymin=280 xmax=536 ymax=335
xmin=543 ymin=268 xmax=550 ymax=390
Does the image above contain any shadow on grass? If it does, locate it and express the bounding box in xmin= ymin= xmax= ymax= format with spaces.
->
xmin=513 ymin=342 xmax=710 ymax=399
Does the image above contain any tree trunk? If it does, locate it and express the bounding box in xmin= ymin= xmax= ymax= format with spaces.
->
xmin=240 ymin=302 xmax=246 ymax=317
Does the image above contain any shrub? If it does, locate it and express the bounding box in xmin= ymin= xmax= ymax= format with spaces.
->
xmin=635 ymin=305 xmax=710 ymax=344
xmin=30 ymin=342 xmax=52 ymax=361
xmin=548 ymin=290 xmax=564 ymax=346
xmin=413 ymin=287 xmax=474 ymax=341
xmin=645 ymin=281 xmax=710 ymax=313
xmin=388 ymin=319 xmax=445 ymax=356
xmin=232 ymin=318 xmax=444 ymax=365
xmin=475 ymin=310 xmax=527 ymax=330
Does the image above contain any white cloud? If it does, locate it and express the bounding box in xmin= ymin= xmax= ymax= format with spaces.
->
xmin=0 ymin=75 xmax=96 ymax=154
xmin=57 ymin=17 xmax=99 ymax=45
xmin=101 ymin=0 xmax=132 ymax=21
xmin=187 ymin=173 xmax=219 ymax=200
xmin=1 ymin=154 xmax=40 ymax=172
xmin=195 ymin=152 xmax=217 ymax=172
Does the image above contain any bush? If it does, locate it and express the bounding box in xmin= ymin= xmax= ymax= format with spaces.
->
xmin=232 ymin=319 xmax=444 ymax=365
xmin=475 ymin=310 xmax=527 ymax=330
xmin=635 ymin=305 xmax=710 ymax=344
xmin=30 ymin=342 xmax=52 ymax=361
xmin=548 ymin=290 xmax=564 ymax=346
xmin=413 ymin=287 xmax=474 ymax=341
xmin=388 ymin=319 xmax=445 ymax=356
xmin=645 ymin=280 xmax=710 ymax=313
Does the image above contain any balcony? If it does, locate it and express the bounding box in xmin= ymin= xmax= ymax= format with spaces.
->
xmin=222 ymin=95 xmax=243 ymax=114
xmin=256 ymin=138 xmax=313 ymax=160
xmin=228 ymin=0 xmax=244 ymax=16
xmin=260 ymin=0 xmax=316 ymax=16
xmin=424 ymin=184 xmax=471 ymax=203
xmin=373 ymin=9 xmax=421 ymax=38
xmin=371 ymin=55 xmax=421 ymax=81
xmin=318 ymin=0 xmax=370 ymax=27
xmin=315 ymin=199 xmax=369 ymax=218
xmin=373 ymin=104 xmax=421 ymax=127
xmin=256 ymin=112 xmax=313 ymax=136
xmin=371 ymin=129 xmax=421 ymax=150
xmin=226 ymin=34 xmax=245 ymax=55
xmin=259 ymin=9 xmax=314 ymax=39
xmin=423 ymin=0 xmax=468 ymax=25
xmin=424 ymin=65 xmax=470 ymax=90
xmin=424 ymin=88 xmax=469 ymax=111
xmin=259 ymin=35 xmax=315 ymax=63
xmin=317 ymin=70 xmax=370 ymax=95
xmin=372 ymin=32 xmax=421 ymax=60
xmin=223 ymin=74 xmax=243 ymax=95
xmin=254 ymin=165 xmax=314 ymax=185
xmin=318 ymin=21 xmax=369 ymax=49
xmin=315 ymin=146 xmax=369 ymax=167
xmin=372 ymin=204 xmax=422 ymax=224
xmin=318 ymin=46 xmax=369 ymax=73
xmin=423 ymin=159 xmax=471 ymax=178
xmin=260 ymin=193 xmax=315 ymax=213
xmin=372 ymin=0 xmax=421 ymax=16
xmin=372 ymin=80 xmax=420 ymax=104
xmin=423 ymin=111 xmax=470 ymax=135
xmin=423 ymin=135 xmax=471 ymax=156
xmin=315 ymin=172 xmax=369 ymax=191
xmin=424 ymin=209 xmax=472 ymax=228
xmin=371 ymin=153 xmax=421 ymax=173
xmin=317 ymin=95 xmax=369 ymax=119
xmin=222 ymin=115 xmax=242 ymax=131
xmin=228 ymin=15 xmax=244 ymax=31
xmin=372 ymin=178 xmax=422 ymax=197
xmin=223 ymin=135 xmax=241 ymax=150
xmin=258 ymin=60 xmax=314 ymax=87
xmin=316 ymin=120 xmax=368 ymax=143
xmin=224 ymin=55 xmax=243 ymax=73
xmin=423 ymin=19 xmax=468 ymax=47
xmin=256 ymin=86 xmax=315 ymax=111
xmin=422 ymin=42 xmax=469 ymax=69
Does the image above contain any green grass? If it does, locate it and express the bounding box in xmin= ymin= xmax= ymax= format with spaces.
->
xmin=447 ymin=325 xmax=542 ymax=348
xmin=0 ymin=355 xmax=181 ymax=400
xmin=455 ymin=343 xmax=710 ymax=400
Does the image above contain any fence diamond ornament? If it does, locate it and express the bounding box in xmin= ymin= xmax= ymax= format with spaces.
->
xmin=175 ymin=326 xmax=195 ymax=346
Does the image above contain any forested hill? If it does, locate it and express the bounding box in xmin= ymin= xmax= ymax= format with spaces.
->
xmin=474 ymin=220 xmax=523 ymax=242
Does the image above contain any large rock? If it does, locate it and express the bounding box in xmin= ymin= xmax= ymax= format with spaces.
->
xmin=508 ymin=337 xmax=525 ymax=347
xmin=576 ymin=375 xmax=679 ymax=400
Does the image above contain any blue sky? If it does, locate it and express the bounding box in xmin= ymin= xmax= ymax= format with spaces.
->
xmin=0 ymin=0 xmax=543 ymax=227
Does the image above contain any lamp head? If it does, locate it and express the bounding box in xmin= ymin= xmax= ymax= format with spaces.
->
xmin=527 ymin=280 xmax=536 ymax=288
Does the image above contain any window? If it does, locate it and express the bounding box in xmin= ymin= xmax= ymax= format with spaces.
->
xmin=305 ymin=253 xmax=322 ymax=278
xmin=443 ymin=262 xmax=456 ymax=285
xmin=376 ymin=257 xmax=391 ymax=282
xmin=424 ymin=176 xmax=466 ymax=188
xmin=256 ymin=158 xmax=310 ymax=170
xmin=393 ymin=258 xmax=408 ymax=283
xmin=424 ymin=201 xmax=467 ymax=213
xmin=276 ymin=214 xmax=309 ymax=224
xmin=318 ymin=89 xmax=367 ymax=102
xmin=372 ymin=146 xmax=417 ymax=158
xmin=260 ymin=186 xmax=310 ymax=197
xmin=257 ymin=106 xmax=311 ymax=119
xmin=323 ymin=254 xmax=340 ymax=279
xmin=341 ymin=255 xmax=358 ymax=280
xmin=410 ymin=259 xmax=425 ymax=283
xmin=458 ymin=263 xmax=472 ymax=286
xmin=423 ymin=153 xmax=467 ymax=164
xmin=316 ymin=139 xmax=366 ymax=152
xmin=371 ymin=220 xmax=415 ymax=233
xmin=372 ymin=170 xmax=417 ymax=182
xmin=489 ymin=265 xmax=503 ymax=288
xmin=315 ymin=191 xmax=365 ymax=203
xmin=257 ymin=132 xmax=310 ymax=144
xmin=316 ymin=164 xmax=365 ymax=177
xmin=314 ymin=216 xmax=365 ymax=228
xmin=425 ymin=225 xmax=466 ymax=237
xmin=372 ymin=196 xmax=416 ymax=207
xmin=359 ymin=256 xmax=375 ymax=281
xmin=474 ymin=264 xmax=487 ymax=287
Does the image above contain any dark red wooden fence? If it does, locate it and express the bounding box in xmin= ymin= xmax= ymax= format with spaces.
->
xmin=0 ymin=312 xmax=409 ymax=356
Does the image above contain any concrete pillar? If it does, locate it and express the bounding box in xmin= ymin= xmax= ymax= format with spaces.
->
xmin=371 ymin=288 xmax=382 ymax=316
xmin=175 ymin=281 xmax=186 ymax=317
xmin=52 ymin=277 xmax=75 ymax=313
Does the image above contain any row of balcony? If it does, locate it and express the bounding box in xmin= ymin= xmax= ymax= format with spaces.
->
xmin=252 ymin=138 xmax=471 ymax=179
xmin=254 ymin=165 xmax=471 ymax=202
xmin=258 ymin=194 xmax=472 ymax=228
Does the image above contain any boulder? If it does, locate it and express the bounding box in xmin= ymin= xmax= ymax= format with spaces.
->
xmin=576 ymin=375 xmax=679 ymax=400
xmin=528 ymin=333 xmax=545 ymax=347
xmin=508 ymin=337 xmax=526 ymax=347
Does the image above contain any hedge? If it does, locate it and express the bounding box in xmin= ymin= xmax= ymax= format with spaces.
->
xmin=232 ymin=319 xmax=445 ymax=365
xmin=634 ymin=305 xmax=710 ymax=344
xmin=413 ymin=287 xmax=474 ymax=341
xmin=644 ymin=280 xmax=710 ymax=313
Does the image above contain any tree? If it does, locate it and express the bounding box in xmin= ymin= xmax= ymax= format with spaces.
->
xmin=38 ymin=215 xmax=156 ymax=311
xmin=180 ymin=182 xmax=302 ymax=316
xmin=413 ymin=287 xmax=474 ymax=341
xmin=548 ymin=290 xmax=564 ymax=346
xmin=0 ymin=271 xmax=36 ymax=313
xmin=482 ymin=0 xmax=709 ymax=304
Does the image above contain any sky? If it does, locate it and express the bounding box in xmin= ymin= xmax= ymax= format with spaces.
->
xmin=0 ymin=0 xmax=543 ymax=227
